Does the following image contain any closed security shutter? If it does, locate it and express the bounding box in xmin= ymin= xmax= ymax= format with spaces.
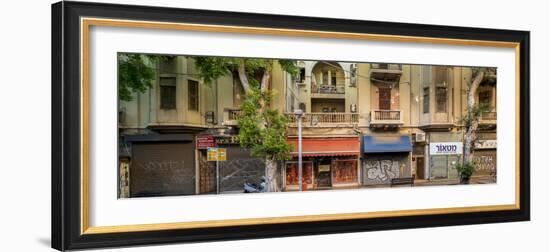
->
xmin=130 ymin=142 xmax=195 ymax=197
xmin=217 ymin=145 xmax=264 ymax=192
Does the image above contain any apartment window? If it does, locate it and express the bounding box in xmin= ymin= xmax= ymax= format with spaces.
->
xmin=160 ymin=77 xmax=176 ymax=110
xmin=423 ymin=87 xmax=430 ymax=113
xmin=479 ymin=90 xmax=492 ymax=106
xmin=436 ymin=86 xmax=448 ymax=113
xmin=188 ymin=80 xmax=199 ymax=111
xmin=350 ymin=64 xmax=357 ymax=86
xmin=297 ymin=68 xmax=306 ymax=83
xmin=434 ymin=67 xmax=448 ymax=85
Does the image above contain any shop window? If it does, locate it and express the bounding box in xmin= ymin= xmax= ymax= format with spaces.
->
xmin=423 ymin=87 xmax=429 ymax=113
xmin=332 ymin=159 xmax=357 ymax=184
xmin=188 ymin=80 xmax=199 ymax=111
xmin=285 ymin=162 xmax=313 ymax=186
xmin=160 ymin=77 xmax=176 ymax=110
xmin=436 ymin=86 xmax=448 ymax=113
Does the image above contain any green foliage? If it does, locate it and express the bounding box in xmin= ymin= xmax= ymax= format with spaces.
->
xmin=461 ymin=102 xmax=492 ymax=129
xmin=193 ymin=57 xmax=237 ymax=85
xmin=192 ymin=57 xmax=299 ymax=88
xmin=278 ymin=59 xmax=299 ymax=77
xmin=118 ymin=54 xmax=174 ymax=101
xmin=118 ymin=54 xmax=155 ymax=101
xmin=192 ymin=56 xmax=297 ymax=161
xmin=455 ymin=162 xmax=476 ymax=179
xmin=237 ymin=87 xmax=293 ymax=161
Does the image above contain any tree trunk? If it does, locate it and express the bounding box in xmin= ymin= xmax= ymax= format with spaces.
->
xmin=464 ymin=71 xmax=485 ymax=164
xmin=237 ymin=59 xmax=251 ymax=92
xmin=265 ymin=158 xmax=279 ymax=192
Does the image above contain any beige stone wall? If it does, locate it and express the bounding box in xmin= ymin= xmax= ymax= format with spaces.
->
xmin=120 ymin=57 xmax=492 ymax=136
xmin=356 ymin=63 xmax=371 ymax=126
xmin=120 ymin=56 xmax=235 ymax=129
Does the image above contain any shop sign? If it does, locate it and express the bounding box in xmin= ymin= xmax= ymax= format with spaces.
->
xmin=319 ymin=164 xmax=331 ymax=172
xmin=217 ymin=148 xmax=226 ymax=161
xmin=216 ymin=135 xmax=240 ymax=145
xmin=475 ymin=140 xmax=497 ymax=149
xmin=207 ymin=147 xmax=227 ymax=161
xmin=196 ymin=135 xmax=215 ymax=149
xmin=430 ymin=142 xmax=463 ymax=155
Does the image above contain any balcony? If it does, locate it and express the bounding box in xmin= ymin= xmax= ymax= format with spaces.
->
xmin=370 ymin=64 xmax=403 ymax=83
xmin=371 ymin=63 xmax=402 ymax=70
xmin=222 ymin=108 xmax=244 ymax=126
xmin=286 ymin=113 xmax=359 ymax=127
xmin=369 ymin=110 xmax=403 ymax=128
xmin=479 ymin=111 xmax=497 ymax=125
xmin=311 ymin=84 xmax=346 ymax=99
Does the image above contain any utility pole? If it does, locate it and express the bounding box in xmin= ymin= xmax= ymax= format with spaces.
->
xmin=294 ymin=109 xmax=304 ymax=191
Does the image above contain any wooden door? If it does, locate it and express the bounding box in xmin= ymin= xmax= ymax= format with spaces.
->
xmin=379 ymin=87 xmax=391 ymax=110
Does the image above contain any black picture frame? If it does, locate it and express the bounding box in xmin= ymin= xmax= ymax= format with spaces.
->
xmin=52 ymin=1 xmax=530 ymax=251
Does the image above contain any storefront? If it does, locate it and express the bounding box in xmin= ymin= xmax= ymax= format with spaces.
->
xmin=285 ymin=137 xmax=360 ymax=190
xmin=473 ymin=133 xmax=497 ymax=178
xmin=196 ymin=134 xmax=265 ymax=194
xmin=124 ymin=134 xmax=196 ymax=197
xmin=427 ymin=132 xmax=463 ymax=180
xmin=362 ymin=135 xmax=412 ymax=185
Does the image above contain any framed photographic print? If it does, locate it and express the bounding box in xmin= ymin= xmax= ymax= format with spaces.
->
xmin=51 ymin=1 xmax=530 ymax=251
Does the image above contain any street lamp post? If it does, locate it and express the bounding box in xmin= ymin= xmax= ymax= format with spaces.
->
xmin=293 ymin=109 xmax=304 ymax=191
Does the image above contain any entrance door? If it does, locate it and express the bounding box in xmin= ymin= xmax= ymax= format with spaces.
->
xmin=379 ymin=87 xmax=392 ymax=110
xmin=315 ymin=159 xmax=332 ymax=188
xmin=415 ymin=157 xmax=425 ymax=179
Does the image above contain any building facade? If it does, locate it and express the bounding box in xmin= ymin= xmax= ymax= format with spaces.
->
xmin=118 ymin=56 xmax=497 ymax=197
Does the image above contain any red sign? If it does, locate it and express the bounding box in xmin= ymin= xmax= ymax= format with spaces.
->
xmin=196 ymin=135 xmax=215 ymax=149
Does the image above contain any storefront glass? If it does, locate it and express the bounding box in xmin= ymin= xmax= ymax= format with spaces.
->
xmin=428 ymin=132 xmax=463 ymax=180
xmin=285 ymin=161 xmax=313 ymax=186
xmin=331 ymin=159 xmax=358 ymax=184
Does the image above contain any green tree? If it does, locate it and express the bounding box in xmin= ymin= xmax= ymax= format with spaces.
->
xmin=118 ymin=53 xmax=172 ymax=101
xmin=461 ymin=67 xmax=496 ymax=179
xmin=193 ymin=57 xmax=298 ymax=192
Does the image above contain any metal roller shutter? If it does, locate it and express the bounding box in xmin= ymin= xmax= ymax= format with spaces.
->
xmin=130 ymin=142 xmax=195 ymax=197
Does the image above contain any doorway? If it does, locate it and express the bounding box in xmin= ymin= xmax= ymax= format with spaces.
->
xmin=379 ymin=87 xmax=392 ymax=110
xmin=315 ymin=158 xmax=332 ymax=188
xmin=415 ymin=156 xmax=425 ymax=179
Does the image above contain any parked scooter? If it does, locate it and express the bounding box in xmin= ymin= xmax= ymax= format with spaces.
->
xmin=243 ymin=176 xmax=267 ymax=193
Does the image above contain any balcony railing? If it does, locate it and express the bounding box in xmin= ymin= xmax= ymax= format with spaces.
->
xmin=311 ymin=85 xmax=345 ymax=94
xmin=480 ymin=111 xmax=497 ymax=124
xmin=224 ymin=110 xmax=359 ymax=127
xmin=223 ymin=108 xmax=244 ymax=126
xmin=370 ymin=63 xmax=402 ymax=70
xmin=286 ymin=113 xmax=359 ymax=126
xmin=369 ymin=110 xmax=403 ymax=126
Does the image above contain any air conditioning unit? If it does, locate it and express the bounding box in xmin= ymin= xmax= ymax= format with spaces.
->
xmin=415 ymin=133 xmax=426 ymax=142
xmin=205 ymin=111 xmax=216 ymax=124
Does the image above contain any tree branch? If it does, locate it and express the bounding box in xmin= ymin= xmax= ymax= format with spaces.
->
xmin=238 ymin=59 xmax=251 ymax=92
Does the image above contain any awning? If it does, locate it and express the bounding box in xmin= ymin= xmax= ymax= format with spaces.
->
xmin=287 ymin=137 xmax=360 ymax=157
xmin=363 ymin=135 xmax=412 ymax=153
